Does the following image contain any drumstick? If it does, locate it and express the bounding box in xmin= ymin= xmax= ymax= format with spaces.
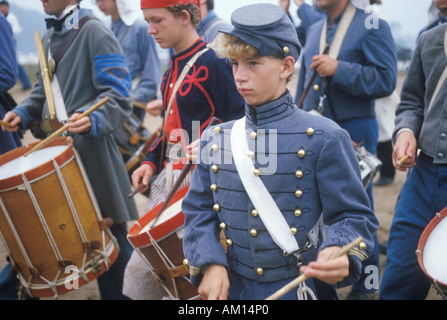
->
xmin=265 ymin=236 xmax=364 ymax=300
xmin=0 ymin=120 xmax=11 ymax=128
xmin=24 ymin=97 xmax=110 ymax=157
xmin=133 ymin=101 xmax=147 ymax=110
xmin=149 ymin=117 xmax=221 ymax=226
xmin=128 ymin=183 xmax=146 ymax=198
xmin=396 ymin=154 xmax=409 ymax=166
xmin=150 ymin=162 xmax=193 ymax=227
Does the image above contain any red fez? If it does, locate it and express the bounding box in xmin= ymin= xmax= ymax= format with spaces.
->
xmin=141 ymin=0 xmax=200 ymax=9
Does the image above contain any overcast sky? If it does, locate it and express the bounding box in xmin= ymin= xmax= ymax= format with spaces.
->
xmin=11 ymin=0 xmax=432 ymax=48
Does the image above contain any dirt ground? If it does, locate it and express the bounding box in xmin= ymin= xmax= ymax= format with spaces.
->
xmin=0 ymin=72 xmax=443 ymax=300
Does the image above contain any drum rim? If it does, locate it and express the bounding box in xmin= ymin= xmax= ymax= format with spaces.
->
xmin=0 ymin=137 xmax=75 ymax=190
xmin=20 ymin=238 xmax=120 ymax=298
xmin=416 ymin=207 xmax=447 ymax=289
xmin=127 ymin=185 xmax=189 ymax=248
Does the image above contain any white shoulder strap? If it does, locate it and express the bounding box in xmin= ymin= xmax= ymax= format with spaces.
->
xmin=230 ymin=117 xmax=300 ymax=254
xmin=319 ymin=1 xmax=356 ymax=58
xmin=48 ymin=48 xmax=68 ymax=122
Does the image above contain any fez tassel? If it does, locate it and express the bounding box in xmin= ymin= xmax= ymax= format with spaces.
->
xmin=265 ymin=237 xmax=364 ymax=300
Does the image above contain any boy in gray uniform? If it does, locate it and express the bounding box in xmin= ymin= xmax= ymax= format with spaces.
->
xmin=182 ymin=3 xmax=379 ymax=300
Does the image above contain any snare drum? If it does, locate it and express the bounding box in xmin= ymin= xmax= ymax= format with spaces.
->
xmin=354 ymin=145 xmax=382 ymax=188
xmin=416 ymin=207 xmax=447 ymax=299
xmin=127 ymin=186 xmax=199 ymax=300
xmin=0 ymin=137 xmax=119 ymax=298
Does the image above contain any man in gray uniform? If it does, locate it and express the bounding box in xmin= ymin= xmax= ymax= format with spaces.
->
xmin=2 ymin=0 xmax=138 ymax=299
xmin=380 ymin=22 xmax=447 ymax=300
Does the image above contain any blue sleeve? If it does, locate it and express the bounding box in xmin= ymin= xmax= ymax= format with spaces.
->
xmin=0 ymin=16 xmax=18 ymax=94
xmin=296 ymin=3 xmax=325 ymax=46
xmin=132 ymin=23 xmax=161 ymax=103
xmin=316 ymin=128 xmax=379 ymax=287
xmin=332 ymin=19 xmax=397 ymax=99
xmin=297 ymin=3 xmax=325 ymax=31
xmin=182 ymin=128 xmax=229 ymax=286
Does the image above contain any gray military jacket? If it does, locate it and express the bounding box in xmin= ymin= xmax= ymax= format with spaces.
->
xmin=394 ymin=23 xmax=447 ymax=163
xmin=182 ymin=91 xmax=378 ymax=292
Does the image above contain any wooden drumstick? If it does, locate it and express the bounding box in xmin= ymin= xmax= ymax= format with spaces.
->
xmin=265 ymin=236 xmax=364 ymax=300
xmin=396 ymin=154 xmax=409 ymax=166
xmin=133 ymin=101 xmax=147 ymax=110
xmin=0 ymin=120 xmax=11 ymax=128
xmin=24 ymin=97 xmax=110 ymax=157
xmin=128 ymin=183 xmax=146 ymax=198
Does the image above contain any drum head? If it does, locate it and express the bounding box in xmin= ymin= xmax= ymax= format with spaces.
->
xmin=0 ymin=145 xmax=69 ymax=180
xmin=127 ymin=185 xmax=189 ymax=248
xmin=417 ymin=207 xmax=447 ymax=291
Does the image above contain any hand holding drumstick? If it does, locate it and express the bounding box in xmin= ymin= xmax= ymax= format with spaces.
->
xmin=392 ymin=130 xmax=417 ymax=171
xmin=21 ymin=97 xmax=109 ymax=157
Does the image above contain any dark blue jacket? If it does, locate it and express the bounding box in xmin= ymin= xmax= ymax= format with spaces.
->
xmin=297 ymin=6 xmax=397 ymax=122
xmin=144 ymin=39 xmax=244 ymax=172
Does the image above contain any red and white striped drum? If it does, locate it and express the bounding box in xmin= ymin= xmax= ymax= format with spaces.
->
xmin=0 ymin=137 xmax=118 ymax=298
xmin=417 ymin=207 xmax=447 ymax=299
xmin=127 ymin=185 xmax=199 ymax=300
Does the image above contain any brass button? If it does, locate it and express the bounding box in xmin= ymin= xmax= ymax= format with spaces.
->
xmin=210 ymin=183 xmax=217 ymax=191
xmin=295 ymin=189 xmax=303 ymax=198
xmin=359 ymin=242 xmax=366 ymax=250
xmin=291 ymin=227 xmax=298 ymax=235
xmin=313 ymin=84 xmax=320 ymax=91
xmin=295 ymin=170 xmax=303 ymax=179
xmin=250 ymin=131 xmax=257 ymax=139
xmin=256 ymin=267 xmax=264 ymax=275
xmin=247 ymin=150 xmax=255 ymax=159
xmin=214 ymin=126 xmax=222 ymax=134
xmin=283 ymin=46 xmax=290 ymax=54
xmin=250 ymin=229 xmax=258 ymax=237
xmin=183 ymin=259 xmax=189 ymax=267
xmin=251 ymin=209 xmax=258 ymax=217
xmin=294 ymin=209 xmax=302 ymax=217
xmin=220 ymin=222 xmax=226 ymax=230
xmin=211 ymin=144 xmax=219 ymax=152
xmin=253 ymin=168 xmax=261 ymax=176
xmin=306 ymin=127 xmax=315 ymax=136
xmin=211 ymin=164 xmax=219 ymax=172
xmin=213 ymin=203 xmax=221 ymax=211
xmin=298 ymin=149 xmax=306 ymax=158
xmin=45 ymin=115 xmax=49 ymax=120
xmin=226 ymin=238 xmax=233 ymax=246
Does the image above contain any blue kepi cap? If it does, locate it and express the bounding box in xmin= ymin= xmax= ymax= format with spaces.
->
xmin=221 ymin=3 xmax=301 ymax=61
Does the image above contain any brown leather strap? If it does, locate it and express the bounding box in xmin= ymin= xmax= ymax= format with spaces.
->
xmin=168 ymin=264 xmax=189 ymax=278
xmin=51 ymin=15 xmax=98 ymax=73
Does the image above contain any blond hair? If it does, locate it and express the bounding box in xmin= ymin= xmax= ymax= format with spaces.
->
xmin=214 ymin=33 xmax=295 ymax=82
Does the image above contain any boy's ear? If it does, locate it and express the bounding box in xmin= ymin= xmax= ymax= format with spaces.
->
xmin=181 ymin=9 xmax=191 ymax=25
xmin=280 ymin=56 xmax=295 ymax=80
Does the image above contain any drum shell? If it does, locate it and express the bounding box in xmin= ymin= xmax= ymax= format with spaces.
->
xmin=127 ymin=186 xmax=198 ymax=300
xmin=0 ymin=137 xmax=119 ymax=298
xmin=417 ymin=207 xmax=447 ymax=292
